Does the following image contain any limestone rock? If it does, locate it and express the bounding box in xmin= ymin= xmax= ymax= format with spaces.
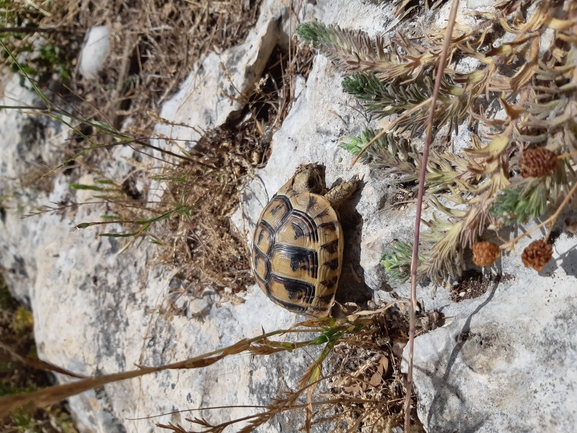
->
xmin=1 ymin=0 xmax=576 ymax=432
xmin=78 ymin=25 xmax=110 ymax=80
xmin=155 ymin=0 xmax=288 ymax=145
xmin=407 ymin=243 xmax=577 ymax=432
xmin=0 ymin=1 xmax=345 ymax=432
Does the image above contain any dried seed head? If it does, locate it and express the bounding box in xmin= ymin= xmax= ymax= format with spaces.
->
xmin=521 ymin=239 xmax=553 ymax=272
xmin=520 ymin=148 xmax=558 ymax=178
xmin=472 ymin=241 xmax=501 ymax=267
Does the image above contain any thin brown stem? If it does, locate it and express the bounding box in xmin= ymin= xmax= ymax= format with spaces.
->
xmin=0 ymin=27 xmax=75 ymax=34
xmin=404 ymin=0 xmax=460 ymax=430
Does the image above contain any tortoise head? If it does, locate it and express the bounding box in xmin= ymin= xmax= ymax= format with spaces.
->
xmin=292 ymin=164 xmax=326 ymax=194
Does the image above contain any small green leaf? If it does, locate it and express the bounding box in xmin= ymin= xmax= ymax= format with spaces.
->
xmin=99 ymin=232 xmax=141 ymax=238
xmin=70 ymin=183 xmax=104 ymax=191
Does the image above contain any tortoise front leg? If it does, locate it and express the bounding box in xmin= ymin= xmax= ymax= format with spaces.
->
xmin=325 ymin=175 xmax=361 ymax=208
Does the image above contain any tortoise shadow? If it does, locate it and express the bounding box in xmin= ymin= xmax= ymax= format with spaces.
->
xmin=333 ymin=179 xmax=373 ymax=308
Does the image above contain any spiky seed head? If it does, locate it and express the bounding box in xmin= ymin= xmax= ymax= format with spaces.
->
xmin=521 ymin=239 xmax=553 ymax=272
xmin=472 ymin=241 xmax=501 ymax=267
xmin=520 ymin=148 xmax=558 ymax=178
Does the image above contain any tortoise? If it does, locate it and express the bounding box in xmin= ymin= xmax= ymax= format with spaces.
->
xmin=252 ymin=164 xmax=360 ymax=317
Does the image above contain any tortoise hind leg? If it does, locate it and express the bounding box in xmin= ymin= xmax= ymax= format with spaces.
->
xmin=325 ymin=175 xmax=361 ymax=208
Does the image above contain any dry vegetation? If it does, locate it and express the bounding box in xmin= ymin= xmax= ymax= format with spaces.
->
xmin=2 ymin=0 xmax=261 ymax=127
xmin=0 ymin=275 xmax=78 ymax=432
xmin=153 ymin=43 xmax=314 ymax=302
xmin=0 ymin=303 xmax=431 ymax=432
xmin=303 ymin=0 xmax=577 ymax=283
xmin=1 ymin=0 xmax=315 ymax=299
xmin=2 ymin=0 xmax=575 ymax=431
xmin=0 ymin=0 xmax=314 ymax=430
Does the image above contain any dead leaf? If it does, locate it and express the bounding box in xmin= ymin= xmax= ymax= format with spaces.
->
xmin=379 ymin=356 xmax=390 ymax=377
xmin=344 ymin=383 xmax=362 ymax=394
xmin=370 ymin=371 xmax=382 ymax=387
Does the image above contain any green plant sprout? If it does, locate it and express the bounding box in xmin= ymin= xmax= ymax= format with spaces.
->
xmin=299 ymin=0 xmax=577 ymax=282
xmin=379 ymin=240 xmax=418 ymax=284
xmin=1 ymin=4 xmax=73 ymax=86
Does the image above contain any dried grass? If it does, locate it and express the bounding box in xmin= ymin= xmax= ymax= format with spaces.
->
xmin=3 ymin=0 xmax=315 ymax=301
xmin=137 ymin=43 xmax=312 ymax=304
xmin=71 ymin=0 xmax=261 ymax=129
xmin=0 ymin=276 xmax=79 ymax=432
xmin=0 ymin=1 xmax=419 ymax=432
xmin=323 ymin=308 xmax=423 ymax=433
xmin=2 ymin=0 xmax=260 ymax=124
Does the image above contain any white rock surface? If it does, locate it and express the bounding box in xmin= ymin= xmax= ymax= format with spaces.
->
xmin=1 ymin=0 xmax=576 ymax=432
xmin=78 ymin=25 xmax=110 ymax=79
xmin=156 ymin=1 xmax=288 ymax=145
xmin=409 ymin=238 xmax=577 ymax=432
xmin=0 ymin=1 xmax=353 ymax=432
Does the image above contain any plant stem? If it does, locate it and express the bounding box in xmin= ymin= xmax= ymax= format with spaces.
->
xmin=404 ymin=0 xmax=460 ymax=430
xmin=0 ymin=27 xmax=74 ymax=34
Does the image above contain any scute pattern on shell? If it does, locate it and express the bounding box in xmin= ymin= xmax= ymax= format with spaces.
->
xmin=252 ymin=170 xmax=344 ymax=317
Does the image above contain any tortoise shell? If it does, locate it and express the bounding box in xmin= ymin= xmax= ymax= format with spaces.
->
xmin=252 ymin=164 xmax=355 ymax=317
